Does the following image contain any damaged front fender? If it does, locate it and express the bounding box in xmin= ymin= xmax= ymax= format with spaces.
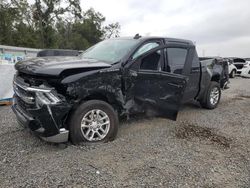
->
xmin=62 ymin=68 xmax=128 ymax=115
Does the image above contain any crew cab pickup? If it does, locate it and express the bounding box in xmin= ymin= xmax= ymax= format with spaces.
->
xmin=12 ymin=36 xmax=228 ymax=144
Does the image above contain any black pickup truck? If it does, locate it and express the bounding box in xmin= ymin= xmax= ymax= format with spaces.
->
xmin=12 ymin=36 xmax=228 ymax=144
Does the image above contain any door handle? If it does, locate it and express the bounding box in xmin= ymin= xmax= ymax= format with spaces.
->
xmin=168 ymin=82 xmax=183 ymax=88
xmin=191 ymin=69 xmax=200 ymax=73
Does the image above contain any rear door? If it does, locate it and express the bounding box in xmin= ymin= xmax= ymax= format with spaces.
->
xmin=124 ymin=46 xmax=188 ymax=120
xmin=181 ymin=48 xmax=201 ymax=102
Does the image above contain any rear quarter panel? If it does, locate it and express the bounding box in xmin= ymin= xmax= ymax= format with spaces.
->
xmin=197 ymin=59 xmax=223 ymax=100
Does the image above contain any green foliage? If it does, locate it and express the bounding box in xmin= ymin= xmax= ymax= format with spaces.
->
xmin=0 ymin=1 xmax=19 ymax=45
xmin=0 ymin=0 xmax=121 ymax=50
xmin=104 ymin=22 xmax=121 ymax=39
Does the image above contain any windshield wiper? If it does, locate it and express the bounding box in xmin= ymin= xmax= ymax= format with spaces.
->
xmin=112 ymin=61 xmax=120 ymax=65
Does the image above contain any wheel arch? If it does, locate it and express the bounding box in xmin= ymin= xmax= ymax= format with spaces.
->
xmin=71 ymin=91 xmax=123 ymax=116
xmin=65 ymin=91 xmax=123 ymax=130
xmin=231 ymin=68 xmax=237 ymax=73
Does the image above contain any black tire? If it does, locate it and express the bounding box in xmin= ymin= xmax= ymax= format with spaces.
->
xmin=69 ymin=100 xmax=119 ymax=144
xmin=230 ymin=70 xmax=236 ymax=78
xmin=200 ymin=81 xmax=221 ymax=109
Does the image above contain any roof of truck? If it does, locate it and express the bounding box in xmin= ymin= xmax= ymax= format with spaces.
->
xmin=112 ymin=36 xmax=194 ymax=45
xmin=165 ymin=37 xmax=194 ymax=45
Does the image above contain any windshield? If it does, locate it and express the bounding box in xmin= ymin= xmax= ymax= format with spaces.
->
xmin=81 ymin=39 xmax=139 ymax=64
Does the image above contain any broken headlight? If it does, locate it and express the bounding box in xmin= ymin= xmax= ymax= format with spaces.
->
xmin=36 ymin=91 xmax=61 ymax=105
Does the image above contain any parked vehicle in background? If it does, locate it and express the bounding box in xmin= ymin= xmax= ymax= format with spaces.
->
xmin=37 ymin=49 xmax=80 ymax=57
xmin=199 ymin=56 xmax=237 ymax=78
xmin=232 ymin=58 xmax=247 ymax=75
xmin=227 ymin=59 xmax=237 ymax=78
xmin=12 ymin=36 xmax=229 ymax=144
xmin=241 ymin=58 xmax=250 ymax=78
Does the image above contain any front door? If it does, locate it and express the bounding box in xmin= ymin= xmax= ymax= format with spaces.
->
xmin=124 ymin=47 xmax=188 ymax=120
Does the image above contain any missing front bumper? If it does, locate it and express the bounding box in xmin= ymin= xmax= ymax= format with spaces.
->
xmin=41 ymin=128 xmax=69 ymax=143
xmin=12 ymin=95 xmax=71 ymax=143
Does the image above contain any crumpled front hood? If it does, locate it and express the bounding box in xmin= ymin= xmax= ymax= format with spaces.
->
xmin=15 ymin=56 xmax=112 ymax=76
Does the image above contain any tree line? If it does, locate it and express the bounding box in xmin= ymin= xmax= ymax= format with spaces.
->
xmin=0 ymin=0 xmax=121 ymax=50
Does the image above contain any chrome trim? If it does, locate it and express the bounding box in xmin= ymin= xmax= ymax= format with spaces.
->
xmin=36 ymin=92 xmax=61 ymax=105
xmin=41 ymin=128 xmax=69 ymax=143
xmin=14 ymin=85 xmax=35 ymax=104
xmin=13 ymin=80 xmax=53 ymax=93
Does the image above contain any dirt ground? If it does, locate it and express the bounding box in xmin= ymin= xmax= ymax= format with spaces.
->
xmin=0 ymin=77 xmax=249 ymax=188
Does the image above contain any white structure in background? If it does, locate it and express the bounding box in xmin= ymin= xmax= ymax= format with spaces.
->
xmin=0 ymin=45 xmax=40 ymax=64
xmin=0 ymin=45 xmax=40 ymax=101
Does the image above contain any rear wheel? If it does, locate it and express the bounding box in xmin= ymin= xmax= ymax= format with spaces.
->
xmin=200 ymin=81 xmax=221 ymax=109
xmin=230 ymin=70 xmax=236 ymax=78
xmin=69 ymin=100 xmax=119 ymax=144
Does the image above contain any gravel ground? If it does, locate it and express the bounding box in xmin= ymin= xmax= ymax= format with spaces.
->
xmin=0 ymin=77 xmax=249 ymax=187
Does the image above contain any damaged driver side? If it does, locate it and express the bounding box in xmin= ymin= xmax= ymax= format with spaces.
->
xmin=12 ymin=36 xmax=228 ymax=144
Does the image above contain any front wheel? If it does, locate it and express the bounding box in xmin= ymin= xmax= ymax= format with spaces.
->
xmin=69 ymin=100 xmax=119 ymax=144
xmin=200 ymin=81 xmax=221 ymax=109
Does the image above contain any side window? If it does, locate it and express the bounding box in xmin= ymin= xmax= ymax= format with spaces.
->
xmin=140 ymin=50 xmax=161 ymax=71
xmin=132 ymin=42 xmax=160 ymax=60
xmin=192 ymin=51 xmax=200 ymax=68
xmin=164 ymin=48 xmax=187 ymax=74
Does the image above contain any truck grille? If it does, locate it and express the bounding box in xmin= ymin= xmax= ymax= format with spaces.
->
xmin=13 ymin=80 xmax=36 ymax=105
xmin=13 ymin=72 xmax=60 ymax=107
xmin=15 ymin=95 xmax=35 ymax=111
xmin=13 ymin=74 xmax=38 ymax=110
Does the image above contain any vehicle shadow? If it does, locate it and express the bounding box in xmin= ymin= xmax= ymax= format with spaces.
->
xmin=119 ymin=113 xmax=152 ymax=126
xmin=119 ymin=100 xmax=201 ymax=126
xmin=178 ymin=101 xmax=201 ymax=111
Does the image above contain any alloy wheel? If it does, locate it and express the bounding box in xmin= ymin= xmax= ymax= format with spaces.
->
xmin=210 ymin=87 xmax=220 ymax=106
xmin=80 ymin=109 xmax=110 ymax=141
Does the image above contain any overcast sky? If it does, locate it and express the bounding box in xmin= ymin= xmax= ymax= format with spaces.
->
xmin=82 ymin=0 xmax=250 ymax=57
